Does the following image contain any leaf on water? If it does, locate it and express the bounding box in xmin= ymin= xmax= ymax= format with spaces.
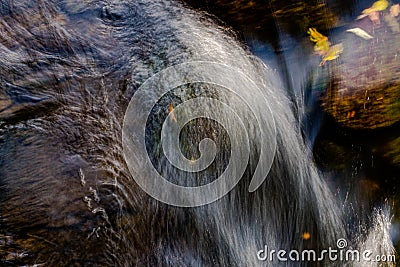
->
xmin=320 ymin=43 xmax=343 ymax=66
xmin=346 ymin=28 xmax=373 ymax=40
xmin=362 ymin=0 xmax=389 ymax=14
xmin=308 ymin=28 xmax=327 ymax=43
xmin=307 ymin=28 xmax=330 ymax=55
xmin=314 ymin=40 xmax=331 ymax=56
xmin=308 ymin=28 xmax=344 ymax=66
xmin=302 ymin=232 xmax=311 ymax=240
xmin=358 ymin=0 xmax=389 ymax=23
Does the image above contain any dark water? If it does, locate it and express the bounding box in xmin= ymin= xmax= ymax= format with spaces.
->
xmin=0 ymin=0 xmax=398 ymax=266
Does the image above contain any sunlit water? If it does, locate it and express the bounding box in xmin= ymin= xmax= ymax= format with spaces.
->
xmin=0 ymin=0 xmax=395 ymax=266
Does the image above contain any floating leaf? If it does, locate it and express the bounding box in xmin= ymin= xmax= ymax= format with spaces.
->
xmin=308 ymin=28 xmax=327 ymax=43
xmin=346 ymin=28 xmax=373 ymax=40
xmin=314 ymin=39 xmax=331 ymax=56
xmin=357 ymin=0 xmax=389 ymax=23
xmin=302 ymin=232 xmax=311 ymax=240
xmin=308 ymin=28 xmax=343 ymax=66
xmin=320 ymin=43 xmax=343 ymax=66
xmin=362 ymin=0 xmax=389 ymax=14
xmin=307 ymin=28 xmax=330 ymax=55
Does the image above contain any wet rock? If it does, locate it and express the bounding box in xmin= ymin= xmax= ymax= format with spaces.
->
xmin=321 ymin=14 xmax=400 ymax=129
xmin=0 ymin=99 xmax=12 ymax=111
xmin=183 ymin=0 xmax=339 ymax=49
xmin=101 ymin=5 xmax=123 ymax=21
xmin=372 ymin=134 xmax=400 ymax=166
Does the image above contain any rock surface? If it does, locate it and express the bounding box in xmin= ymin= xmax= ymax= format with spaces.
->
xmin=322 ymin=14 xmax=400 ymax=129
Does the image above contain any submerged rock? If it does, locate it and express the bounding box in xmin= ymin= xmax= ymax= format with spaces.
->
xmin=321 ymin=14 xmax=400 ymax=129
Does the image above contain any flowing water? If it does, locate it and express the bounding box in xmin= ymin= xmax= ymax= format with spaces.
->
xmin=0 ymin=0 xmax=395 ymax=266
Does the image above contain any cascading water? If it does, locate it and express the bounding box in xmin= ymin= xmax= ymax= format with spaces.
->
xmin=0 ymin=0 xmax=395 ymax=266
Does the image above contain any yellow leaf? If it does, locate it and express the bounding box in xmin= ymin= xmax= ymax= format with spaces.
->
xmin=307 ymin=28 xmax=327 ymax=43
xmin=320 ymin=43 xmax=343 ymax=66
xmin=308 ymin=28 xmax=330 ymax=54
xmin=314 ymin=40 xmax=331 ymax=55
xmin=324 ymin=43 xmax=343 ymax=60
xmin=362 ymin=0 xmax=389 ymax=14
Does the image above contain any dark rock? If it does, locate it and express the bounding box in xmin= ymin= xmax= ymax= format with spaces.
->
xmin=322 ymin=15 xmax=400 ymax=129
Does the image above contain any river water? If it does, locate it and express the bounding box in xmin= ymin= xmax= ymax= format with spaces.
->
xmin=0 ymin=0 xmax=397 ymax=266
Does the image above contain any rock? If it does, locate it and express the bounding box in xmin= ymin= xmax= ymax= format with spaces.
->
xmin=183 ymin=0 xmax=338 ymax=49
xmin=321 ymin=15 xmax=400 ymax=129
xmin=372 ymin=134 xmax=400 ymax=166
xmin=0 ymin=99 xmax=12 ymax=111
